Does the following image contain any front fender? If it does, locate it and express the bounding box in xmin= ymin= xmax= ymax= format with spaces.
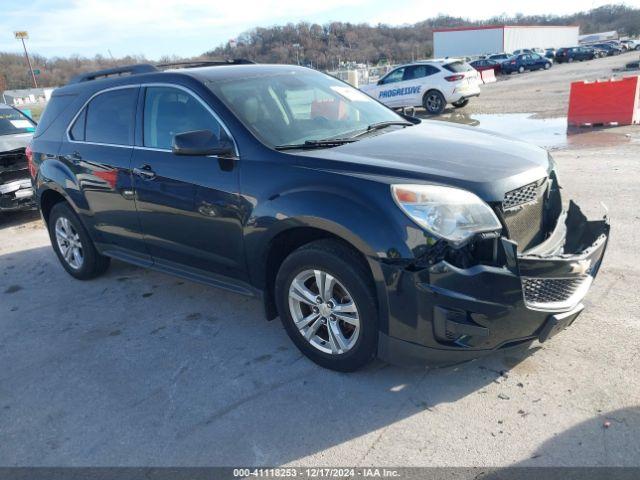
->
xmin=244 ymin=186 xmax=418 ymax=334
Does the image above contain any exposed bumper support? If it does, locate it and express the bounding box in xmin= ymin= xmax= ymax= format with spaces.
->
xmin=0 ymin=178 xmax=34 ymax=211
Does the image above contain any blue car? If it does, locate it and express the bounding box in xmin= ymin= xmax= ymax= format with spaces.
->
xmin=501 ymin=53 xmax=552 ymax=74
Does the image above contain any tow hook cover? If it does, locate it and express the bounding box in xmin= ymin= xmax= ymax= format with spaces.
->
xmin=538 ymin=303 xmax=584 ymax=343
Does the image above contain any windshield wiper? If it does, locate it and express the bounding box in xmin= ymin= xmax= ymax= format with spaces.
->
xmin=348 ymin=120 xmax=413 ymax=139
xmin=274 ymin=139 xmax=357 ymax=151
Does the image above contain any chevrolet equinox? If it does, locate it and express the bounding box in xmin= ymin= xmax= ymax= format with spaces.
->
xmin=28 ymin=61 xmax=609 ymax=371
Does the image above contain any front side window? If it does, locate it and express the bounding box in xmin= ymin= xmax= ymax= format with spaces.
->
xmin=0 ymin=108 xmax=36 ymax=136
xmin=207 ymin=69 xmax=404 ymax=148
xmin=85 ymin=88 xmax=137 ymax=145
xmin=143 ymin=87 xmax=223 ymax=150
xmin=380 ymin=68 xmax=405 ymax=84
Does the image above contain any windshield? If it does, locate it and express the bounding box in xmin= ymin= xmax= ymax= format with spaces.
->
xmin=0 ymin=108 xmax=36 ymax=136
xmin=207 ymin=69 xmax=404 ymax=147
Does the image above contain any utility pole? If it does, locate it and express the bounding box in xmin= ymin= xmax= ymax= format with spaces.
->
xmin=14 ymin=31 xmax=38 ymax=88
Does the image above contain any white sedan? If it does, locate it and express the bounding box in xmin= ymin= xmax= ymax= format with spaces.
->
xmin=360 ymin=59 xmax=481 ymax=114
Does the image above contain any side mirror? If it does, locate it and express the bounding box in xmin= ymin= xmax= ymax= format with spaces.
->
xmin=377 ymin=79 xmax=383 ymax=85
xmin=172 ymin=129 xmax=235 ymax=157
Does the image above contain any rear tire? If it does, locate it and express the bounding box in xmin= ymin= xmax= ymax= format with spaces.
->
xmin=422 ymin=90 xmax=446 ymax=115
xmin=568 ymin=57 xmax=574 ymax=63
xmin=275 ymin=240 xmax=378 ymax=372
xmin=518 ymin=66 xmax=525 ymax=73
xmin=48 ymin=202 xmax=110 ymax=280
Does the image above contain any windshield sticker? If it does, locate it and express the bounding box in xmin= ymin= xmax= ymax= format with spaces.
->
xmin=379 ymin=85 xmax=421 ymax=99
xmin=10 ymin=119 xmax=32 ymax=129
xmin=330 ymin=86 xmax=371 ymax=102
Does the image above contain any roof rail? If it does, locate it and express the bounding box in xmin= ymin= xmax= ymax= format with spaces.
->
xmin=68 ymin=64 xmax=158 ymax=84
xmin=156 ymin=59 xmax=255 ymax=69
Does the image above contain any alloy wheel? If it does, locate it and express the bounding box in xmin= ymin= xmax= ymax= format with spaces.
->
xmin=55 ymin=217 xmax=84 ymax=270
xmin=426 ymin=93 xmax=443 ymax=113
xmin=288 ymin=269 xmax=360 ymax=355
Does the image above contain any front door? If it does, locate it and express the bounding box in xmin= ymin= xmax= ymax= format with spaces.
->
xmin=131 ymin=86 xmax=246 ymax=280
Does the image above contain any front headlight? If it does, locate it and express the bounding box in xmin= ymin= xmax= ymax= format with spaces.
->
xmin=391 ymin=184 xmax=502 ymax=245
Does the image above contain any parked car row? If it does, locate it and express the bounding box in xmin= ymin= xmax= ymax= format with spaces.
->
xmin=467 ymin=39 xmax=638 ymax=77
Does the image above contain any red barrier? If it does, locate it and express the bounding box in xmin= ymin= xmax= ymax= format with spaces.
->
xmin=568 ymin=76 xmax=640 ymax=126
xmin=480 ymin=69 xmax=496 ymax=84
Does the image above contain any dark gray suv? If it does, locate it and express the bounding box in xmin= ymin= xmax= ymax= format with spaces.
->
xmin=29 ymin=62 xmax=609 ymax=371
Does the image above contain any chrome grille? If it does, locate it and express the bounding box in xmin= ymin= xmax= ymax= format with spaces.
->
xmin=522 ymin=276 xmax=592 ymax=311
xmin=501 ymin=178 xmax=549 ymax=252
xmin=503 ymin=180 xmax=542 ymax=210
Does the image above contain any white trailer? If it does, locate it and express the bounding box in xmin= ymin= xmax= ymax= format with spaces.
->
xmin=434 ymin=25 xmax=580 ymax=58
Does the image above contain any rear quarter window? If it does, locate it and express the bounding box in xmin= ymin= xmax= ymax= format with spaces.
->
xmin=33 ymin=93 xmax=77 ymax=138
xmin=442 ymin=61 xmax=473 ymax=73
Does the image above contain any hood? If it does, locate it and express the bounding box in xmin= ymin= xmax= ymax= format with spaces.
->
xmin=296 ymin=121 xmax=550 ymax=202
xmin=0 ymin=133 xmax=32 ymax=153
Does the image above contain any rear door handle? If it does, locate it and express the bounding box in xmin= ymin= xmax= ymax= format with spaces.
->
xmin=133 ymin=164 xmax=156 ymax=180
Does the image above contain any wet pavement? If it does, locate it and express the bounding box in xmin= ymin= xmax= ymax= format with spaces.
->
xmin=421 ymin=111 xmax=640 ymax=150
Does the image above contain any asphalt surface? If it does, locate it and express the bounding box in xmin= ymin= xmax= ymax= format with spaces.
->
xmin=1 ymin=63 xmax=640 ymax=467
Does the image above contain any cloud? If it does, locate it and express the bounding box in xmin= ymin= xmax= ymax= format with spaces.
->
xmin=0 ymin=0 xmax=370 ymax=58
xmin=2 ymin=0 xmax=639 ymax=58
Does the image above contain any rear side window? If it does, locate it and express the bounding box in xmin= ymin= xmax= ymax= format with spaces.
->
xmin=143 ymin=87 xmax=222 ymax=150
xmin=403 ymin=65 xmax=439 ymax=80
xmin=34 ymin=93 xmax=76 ymax=138
xmin=442 ymin=61 xmax=473 ymax=73
xmin=84 ymin=88 xmax=137 ymax=145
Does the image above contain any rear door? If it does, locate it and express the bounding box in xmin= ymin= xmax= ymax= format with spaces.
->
xmin=131 ymin=85 xmax=245 ymax=280
xmin=59 ymin=86 xmax=150 ymax=262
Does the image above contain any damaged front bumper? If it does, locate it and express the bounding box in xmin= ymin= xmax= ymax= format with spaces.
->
xmin=0 ymin=178 xmax=34 ymax=211
xmin=378 ymin=201 xmax=610 ymax=367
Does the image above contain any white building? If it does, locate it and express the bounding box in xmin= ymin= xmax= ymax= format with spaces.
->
xmin=579 ymin=31 xmax=618 ymax=43
xmin=1 ymin=87 xmax=55 ymax=106
xmin=433 ymin=25 xmax=580 ymax=58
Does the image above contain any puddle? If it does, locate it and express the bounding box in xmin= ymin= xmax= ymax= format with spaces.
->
xmin=423 ymin=112 xmax=637 ymax=150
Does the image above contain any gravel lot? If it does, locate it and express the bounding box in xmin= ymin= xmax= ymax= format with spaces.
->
xmin=465 ymin=51 xmax=640 ymax=117
xmin=1 ymin=56 xmax=639 ymax=467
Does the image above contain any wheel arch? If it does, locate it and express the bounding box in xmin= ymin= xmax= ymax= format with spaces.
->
xmin=38 ymin=185 xmax=81 ymax=226
xmin=257 ymin=222 xmax=390 ymax=336
xmin=422 ymin=88 xmax=446 ymax=113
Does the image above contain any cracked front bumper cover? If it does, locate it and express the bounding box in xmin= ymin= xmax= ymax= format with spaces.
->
xmin=378 ymin=201 xmax=610 ymax=367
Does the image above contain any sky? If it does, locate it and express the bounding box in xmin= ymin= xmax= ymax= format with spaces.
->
xmin=1 ymin=0 xmax=638 ymax=59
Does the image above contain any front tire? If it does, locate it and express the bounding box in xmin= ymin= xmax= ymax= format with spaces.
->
xmin=48 ymin=202 xmax=110 ymax=280
xmin=275 ymin=240 xmax=378 ymax=372
xmin=423 ymin=90 xmax=446 ymax=115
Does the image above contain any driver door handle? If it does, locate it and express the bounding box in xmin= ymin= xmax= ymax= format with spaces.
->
xmin=133 ymin=164 xmax=156 ymax=180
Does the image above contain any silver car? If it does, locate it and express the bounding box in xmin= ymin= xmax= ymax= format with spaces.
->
xmin=0 ymin=104 xmax=36 ymax=211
